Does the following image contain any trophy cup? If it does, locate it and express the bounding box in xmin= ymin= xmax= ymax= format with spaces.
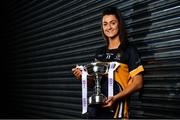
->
xmin=86 ymin=62 xmax=109 ymax=106
xmin=78 ymin=61 xmax=120 ymax=113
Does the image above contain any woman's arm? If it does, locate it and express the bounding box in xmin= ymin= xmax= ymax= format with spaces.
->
xmin=103 ymin=73 xmax=143 ymax=108
xmin=115 ymin=73 xmax=143 ymax=100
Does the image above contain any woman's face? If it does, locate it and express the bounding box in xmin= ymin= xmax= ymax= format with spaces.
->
xmin=102 ymin=15 xmax=120 ymax=39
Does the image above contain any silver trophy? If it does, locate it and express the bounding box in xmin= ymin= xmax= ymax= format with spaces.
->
xmin=86 ymin=62 xmax=109 ymax=106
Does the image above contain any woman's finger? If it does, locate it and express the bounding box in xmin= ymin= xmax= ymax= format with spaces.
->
xmin=105 ymin=97 xmax=113 ymax=103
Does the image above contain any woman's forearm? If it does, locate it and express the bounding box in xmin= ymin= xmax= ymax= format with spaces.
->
xmin=114 ymin=74 xmax=143 ymax=101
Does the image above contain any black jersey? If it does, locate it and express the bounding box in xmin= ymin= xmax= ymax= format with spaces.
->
xmin=94 ymin=44 xmax=144 ymax=118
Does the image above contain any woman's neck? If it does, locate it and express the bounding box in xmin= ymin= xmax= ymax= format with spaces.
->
xmin=108 ymin=36 xmax=121 ymax=49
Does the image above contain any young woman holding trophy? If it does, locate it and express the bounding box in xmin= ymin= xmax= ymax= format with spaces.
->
xmin=72 ymin=7 xmax=144 ymax=119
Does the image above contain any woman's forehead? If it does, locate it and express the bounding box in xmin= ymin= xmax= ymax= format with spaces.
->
xmin=102 ymin=15 xmax=118 ymax=22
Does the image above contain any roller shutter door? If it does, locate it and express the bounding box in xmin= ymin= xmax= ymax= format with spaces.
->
xmin=2 ymin=0 xmax=180 ymax=118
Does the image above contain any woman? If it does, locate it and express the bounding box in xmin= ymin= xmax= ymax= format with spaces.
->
xmin=72 ymin=7 xmax=144 ymax=119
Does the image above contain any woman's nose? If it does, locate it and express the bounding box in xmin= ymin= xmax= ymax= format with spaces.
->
xmin=107 ymin=24 xmax=112 ymax=30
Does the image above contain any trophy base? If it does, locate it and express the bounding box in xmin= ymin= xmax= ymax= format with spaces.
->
xmin=88 ymin=94 xmax=107 ymax=106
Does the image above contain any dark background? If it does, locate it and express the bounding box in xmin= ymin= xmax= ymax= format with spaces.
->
xmin=0 ymin=0 xmax=180 ymax=118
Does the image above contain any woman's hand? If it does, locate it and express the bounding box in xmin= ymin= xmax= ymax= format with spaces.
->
xmin=72 ymin=67 xmax=82 ymax=80
xmin=102 ymin=96 xmax=117 ymax=109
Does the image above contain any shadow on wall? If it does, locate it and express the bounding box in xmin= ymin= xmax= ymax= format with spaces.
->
xmin=131 ymin=1 xmax=154 ymax=65
xmin=129 ymin=1 xmax=153 ymax=118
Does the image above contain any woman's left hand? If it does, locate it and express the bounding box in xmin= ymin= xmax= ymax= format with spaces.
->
xmin=102 ymin=96 xmax=116 ymax=109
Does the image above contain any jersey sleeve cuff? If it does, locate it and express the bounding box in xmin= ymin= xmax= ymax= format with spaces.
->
xmin=130 ymin=65 xmax=144 ymax=78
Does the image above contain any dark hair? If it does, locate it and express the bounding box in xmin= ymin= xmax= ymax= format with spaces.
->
xmin=101 ymin=7 xmax=128 ymax=50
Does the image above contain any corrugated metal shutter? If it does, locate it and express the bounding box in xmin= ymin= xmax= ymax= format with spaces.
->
xmin=2 ymin=0 xmax=180 ymax=118
xmin=125 ymin=0 xmax=180 ymax=118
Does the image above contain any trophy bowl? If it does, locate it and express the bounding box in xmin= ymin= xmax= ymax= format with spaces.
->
xmin=86 ymin=62 xmax=109 ymax=75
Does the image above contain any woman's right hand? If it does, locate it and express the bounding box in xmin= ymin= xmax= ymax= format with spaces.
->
xmin=72 ymin=67 xmax=82 ymax=80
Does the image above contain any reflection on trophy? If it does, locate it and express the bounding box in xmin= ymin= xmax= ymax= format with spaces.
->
xmin=86 ymin=62 xmax=109 ymax=106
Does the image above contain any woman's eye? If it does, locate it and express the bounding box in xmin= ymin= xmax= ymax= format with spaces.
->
xmin=103 ymin=24 xmax=107 ymax=26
